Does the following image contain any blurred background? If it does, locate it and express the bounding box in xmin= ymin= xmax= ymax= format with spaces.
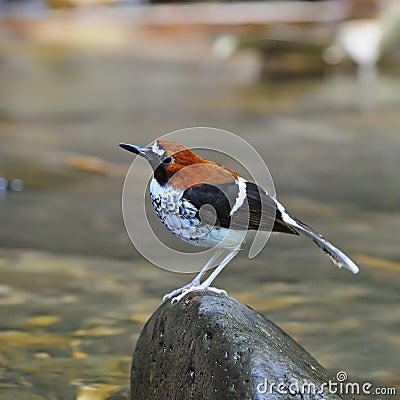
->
xmin=1 ymin=0 xmax=399 ymax=398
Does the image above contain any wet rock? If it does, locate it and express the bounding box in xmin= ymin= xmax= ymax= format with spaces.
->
xmin=131 ymin=291 xmax=353 ymax=400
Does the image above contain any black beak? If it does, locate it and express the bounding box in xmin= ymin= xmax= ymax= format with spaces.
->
xmin=119 ymin=143 xmax=147 ymax=156
xmin=119 ymin=142 xmax=161 ymax=169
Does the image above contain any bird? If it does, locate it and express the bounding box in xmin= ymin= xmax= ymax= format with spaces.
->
xmin=119 ymin=139 xmax=359 ymax=303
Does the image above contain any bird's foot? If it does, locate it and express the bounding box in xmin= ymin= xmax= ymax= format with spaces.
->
xmin=162 ymin=281 xmax=199 ymax=302
xmin=163 ymin=285 xmax=227 ymax=304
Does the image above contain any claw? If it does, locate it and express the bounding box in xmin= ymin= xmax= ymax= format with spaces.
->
xmin=164 ymin=285 xmax=228 ymax=304
xmin=162 ymin=281 xmax=199 ymax=302
xmin=162 ymin=289 xmax=183 ymax=302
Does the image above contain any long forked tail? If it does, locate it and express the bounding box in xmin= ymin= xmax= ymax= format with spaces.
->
xmin=277 ymin=204 xmax=359 ymax=274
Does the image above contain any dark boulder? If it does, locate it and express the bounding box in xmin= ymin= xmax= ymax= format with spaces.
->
xmin=131 ymin=291 xmax=352 ymax=400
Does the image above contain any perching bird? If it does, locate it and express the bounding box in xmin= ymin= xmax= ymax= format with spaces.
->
xmin=119 ymin=139 xmax=359 ymax=303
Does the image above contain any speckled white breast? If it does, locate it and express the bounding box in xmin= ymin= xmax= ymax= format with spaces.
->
xmin=149 ymin=178 xmax=243 ymax=249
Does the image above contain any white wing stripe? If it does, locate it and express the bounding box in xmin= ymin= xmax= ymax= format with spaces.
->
xmin=229 ymin=177 xmax=247 ymax=216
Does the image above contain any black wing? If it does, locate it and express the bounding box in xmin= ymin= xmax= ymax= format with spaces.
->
xmin=183 ymin=181 xmax=298 ymax=235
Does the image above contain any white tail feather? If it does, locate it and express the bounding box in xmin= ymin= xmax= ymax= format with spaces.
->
xmin=277 ymin=203 xmax=359 ymax=274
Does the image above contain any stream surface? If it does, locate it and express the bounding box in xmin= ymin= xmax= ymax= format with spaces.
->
xmin=0 ymin=19 xmax=399 ymax=399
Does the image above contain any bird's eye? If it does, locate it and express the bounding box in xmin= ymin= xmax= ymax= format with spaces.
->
xmin=162 ymin=156 xmax=173 ymax=165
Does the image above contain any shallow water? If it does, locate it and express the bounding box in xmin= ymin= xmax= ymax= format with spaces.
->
xmin=1 ymin=16 xmax=399 ymax=399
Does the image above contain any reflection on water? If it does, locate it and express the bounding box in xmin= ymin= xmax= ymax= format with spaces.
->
xmin=0 ymin=17 xmax=399 ymax=399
